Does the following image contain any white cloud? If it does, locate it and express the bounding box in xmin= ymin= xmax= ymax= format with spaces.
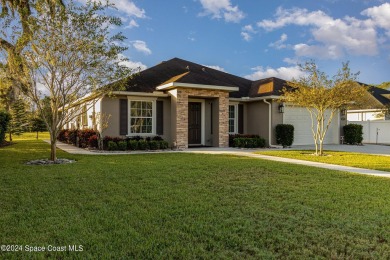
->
xmin=241 ymin=24 xmax=256 ymax=41
xmin=202 ymin=65 xmax=226 ymax=72
xmin=118 ymin=54 xmax=147 ymax=71
xmin=131 ymin=40 xmax=152 ymax=55
xmin=245 ymin=65 xmax=306 ymax=81
xmin=269 ymin=33 xmax=288 ymax=49
xmin=362 ymin=3 xmax=390 ymax=36
xmin=199 ymin=0 xmax=245 ymax=23
xmin=125 ymin=19 xmax=139 ymax=29
xmin=113 ymin=0 xmax=146 ymax=18
xmin=257 ymin=6 xmax=381 ymax=59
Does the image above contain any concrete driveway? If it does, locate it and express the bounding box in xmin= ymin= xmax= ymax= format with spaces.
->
xmin=285 ymin=144 xmax=390 ymax=156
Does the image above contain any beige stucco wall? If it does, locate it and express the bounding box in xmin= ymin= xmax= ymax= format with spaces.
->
xmin=101 ymin=95 xmax=172 ymax=142
xmin=245 ymin=99 xmax=283 ymax=146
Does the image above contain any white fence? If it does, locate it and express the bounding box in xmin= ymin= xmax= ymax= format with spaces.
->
xmin=348 ymin=121 xmax=390 ymax=144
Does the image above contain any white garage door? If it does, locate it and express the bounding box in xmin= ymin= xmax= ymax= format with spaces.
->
xmin=283 ymin=106 xmax=340 ymax=145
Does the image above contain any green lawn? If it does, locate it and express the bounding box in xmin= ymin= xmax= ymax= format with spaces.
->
xmin=255 ymin=150 xmax=390 ymax=172
xmin=1 ymin=134 xmax=390 ymax=259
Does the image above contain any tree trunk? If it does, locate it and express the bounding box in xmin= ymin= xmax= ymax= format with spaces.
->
xmin=36 ymin=131 xmax=38 ymax=139
xmin=9 ymin=131 xmax=12 ymax=142
xmin=319 ymin=139 xmax=324 ymax=156
xmin=50 ymin=134 xmax=57 ymax=161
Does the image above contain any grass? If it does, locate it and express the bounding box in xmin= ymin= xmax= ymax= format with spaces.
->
xmin=255 ymin=150 xmax=390 ymax=172
xmin=1 ymin=134 xmax=390 ymax=259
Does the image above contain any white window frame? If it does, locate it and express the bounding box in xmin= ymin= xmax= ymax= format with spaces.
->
xmin=127 ymin=97 xmax=157 ymax=136
xmin=229 ymin=103 xmax=238 ymax=134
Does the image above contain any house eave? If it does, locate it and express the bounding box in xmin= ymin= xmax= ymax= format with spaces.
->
xmin=156 ymin=82 xmax=239 ymax=92
xmin=111 ymin=91 xmax=169 ymax=97
xmin=229 ymin=95 xmax=281 ymax=102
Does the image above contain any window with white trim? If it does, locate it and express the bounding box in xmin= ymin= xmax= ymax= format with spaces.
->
xmin=129 ymin=99 xmax=156 ymax=135
xmin=229 ymin=104 xmax=238 ymax=134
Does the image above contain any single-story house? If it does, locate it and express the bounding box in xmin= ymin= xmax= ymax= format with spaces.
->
xmin=347 ymin=85 xmax=390 ymax=121
xmin=68 ymin=58 xmax=344 ymax=148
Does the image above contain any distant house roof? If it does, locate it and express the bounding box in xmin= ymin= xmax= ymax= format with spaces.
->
xmin=366 ymin=85 xmax=390 ymax=106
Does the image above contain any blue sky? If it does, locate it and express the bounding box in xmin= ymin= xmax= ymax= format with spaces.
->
xmin=107 ymin=0 xmax=390 ymax=84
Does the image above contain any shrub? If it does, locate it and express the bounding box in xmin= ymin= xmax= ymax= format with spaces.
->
xmin=229 ymin=134 xmax=260 ymax=147
xmin=138 ymin=140 xmax=148 ymax=150
xmin=117 ymin=141 xmax=127 ymax=151
xmin=275 ymin=124 xmax=294 ymax=148
xmin=234 ymin=137 xmax=266 ymax=148
xmin=107 ymin=141 xmax=118 ymax=151
xmin=78 ymin=129 xmax=97 ymax=148
xmin=67 ymin=130 xmax=78 ymax=146
xmin=57 ymin=129 xmax=68 ymax=142
xmin=102 ymin=136 xmax=125 ymax=150
xmin=343 ymin=124 xmax=363 ymax=145
xmin=152 ymin=136 xmax=163 ymax=141
xmin=149 ymin=140 xmax=160 ymax=150
xmin=127 ymin=140 xmax=138 ymax=150
xmin=88 ymin=135 xmax=99 ymax=148
xmin=0 ymin=111 xmax=11 ymax=144
xmin=128 ymin=135 xmax=143 ymax=141
xmin=159 ymin=140 xmax=169 ymax=149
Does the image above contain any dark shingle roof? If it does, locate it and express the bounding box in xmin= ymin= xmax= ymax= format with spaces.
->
xmin=122 ymin=58 xmax=390 ymax=107
xmin=124 ymin=57 xmax=252 ymax=97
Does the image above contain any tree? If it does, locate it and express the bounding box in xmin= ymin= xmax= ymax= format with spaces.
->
xmin=282 ymin=61 xmax=367 ymax=156
xmin=30 ymin=116 xmax=47 ymax=139
xmin=9 ymin=97 xmax=28 ymax=140
xmin=377 ymin=82 xmax=390 ymax=90
xmin=3 ymin=0 xmax=132 ymax=160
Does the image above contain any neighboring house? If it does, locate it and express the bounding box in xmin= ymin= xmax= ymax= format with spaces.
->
xmin=347 ymin=85 xmax=390 ymax=121
xmin=347 ymin=85 xmax=390 ymax=144
xmin=68 ymin=58 xmax=343 ymax=148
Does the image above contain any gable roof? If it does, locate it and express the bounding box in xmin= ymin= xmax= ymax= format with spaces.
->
xmin=122 ymin=57 xmax=390 ymax=106
xmin=124 ymin=57 xmax=252 ymax=98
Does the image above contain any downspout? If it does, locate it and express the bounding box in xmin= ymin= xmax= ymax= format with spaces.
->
xmin=263 ymin=99 xmax=273 ymax=147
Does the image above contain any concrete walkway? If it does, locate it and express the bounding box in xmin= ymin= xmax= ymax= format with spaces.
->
xmin=48 ymin=140 xmax=390 ymax=179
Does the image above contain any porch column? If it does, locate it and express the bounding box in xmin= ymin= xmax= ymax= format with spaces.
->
xmin=175 ymin=89 xmax=189 ymax=149
xmin=218 ymin=92 xmax=229 ymax=147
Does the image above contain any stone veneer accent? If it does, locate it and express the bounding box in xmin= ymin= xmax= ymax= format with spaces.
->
xmin=169 ymin=87 xmax=229 ymax=149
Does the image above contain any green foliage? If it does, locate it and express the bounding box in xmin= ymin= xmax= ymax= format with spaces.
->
xmin=30 ymin=116 xmax=47 ymax=133
xmin=229 ymin=134 xmax=260 ymax=147
xmin=275 ymin=124 xmax=294 ymax=148
xmin=127 ymin=140 xmax=138 ymax=150
xmin=137 ymin=140 xmax=148 ymax=150
xmin=282 ymin=61 xmax=367 ymax=155
xmin=107 ymin=141 xmax=118 ymax=151
xmin=343 ymin=124 xmax=363 ymax=145
xmin=9 ymin=98 xmax=28 ymax=136
xmin=0 ymin=111 xmax=11 ymax=144
xmin=159 ymin=140 xmax=169 ymax=150
xmin=117 ymin=141 xmax=127 ymax=151
xmin=234 ymin=137 xmax=266 ymax=148
xmin=148 ymin=140 xmax=160 ymax=150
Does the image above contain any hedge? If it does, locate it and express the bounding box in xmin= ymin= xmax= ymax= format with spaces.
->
xmin=343 ymin=124 xmax=363 ymax=145
xmin=233 ymin=137 xmax=266 ymax=148
xmin=275 ymin=124 xmax=294 ymax=148
xmin=229 ymin=134 xmax=261 ymax=147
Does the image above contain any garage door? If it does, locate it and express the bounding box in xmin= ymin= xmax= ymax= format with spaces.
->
xmin=283 ymin=106 xmax=340 ymax=145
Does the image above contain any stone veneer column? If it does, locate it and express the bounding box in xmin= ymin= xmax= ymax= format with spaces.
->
xmin=175 ymin=89 xmax=189 ymax=149
xmin=218 ymin=92 xmax=229 ymax=147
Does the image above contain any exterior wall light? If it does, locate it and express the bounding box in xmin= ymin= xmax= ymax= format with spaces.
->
xmin=278 ymin=103 xmax=285 ymax=113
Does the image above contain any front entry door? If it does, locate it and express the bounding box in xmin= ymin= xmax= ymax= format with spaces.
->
xmin=188 ymin=102 xmax=202 ymax=145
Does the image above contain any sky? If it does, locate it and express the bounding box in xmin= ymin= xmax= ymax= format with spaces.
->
xmin=104 ymin=0 xmax=390 ymax=84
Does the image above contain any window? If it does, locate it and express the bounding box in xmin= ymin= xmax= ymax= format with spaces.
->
xmin=229 ymin=104 xmax=237 ymax=134
xmin=81 ymin=105 xmax=88 ymax=126
xmin=129 ymin=100 xmax=156 ymax=135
